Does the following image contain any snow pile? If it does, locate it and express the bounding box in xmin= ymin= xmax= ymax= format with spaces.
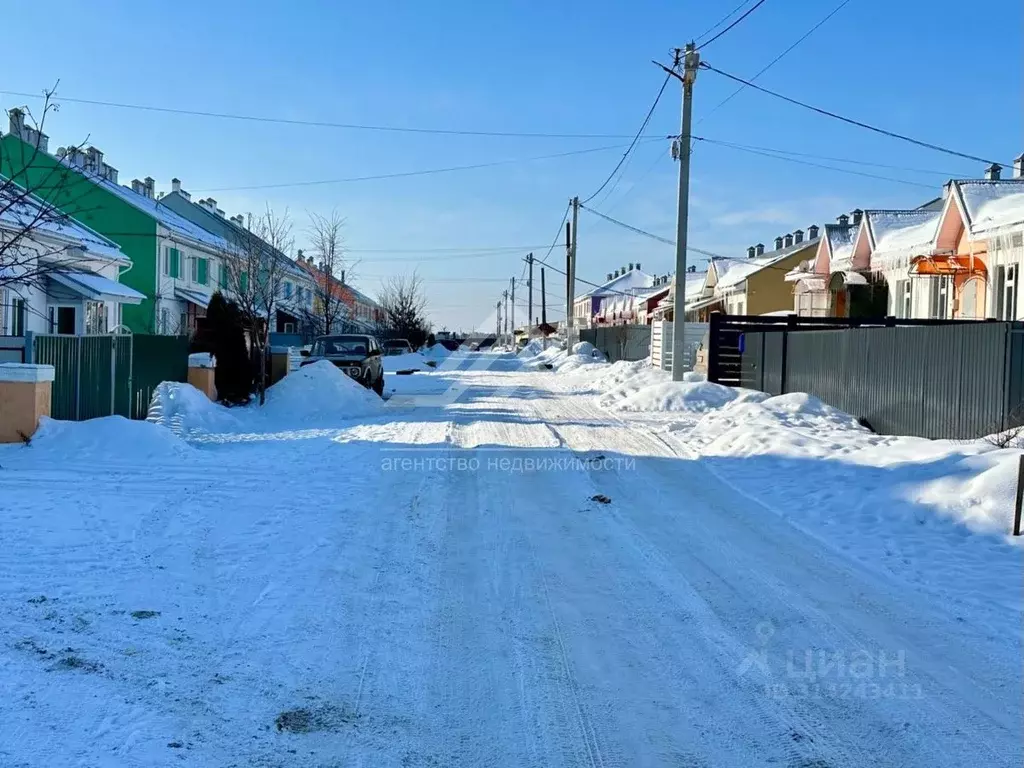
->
xmin=518 ymin=338 xmax=545 ymax=358
xmin=262 ymin=360 xmax=384 ymax=423
xmin=613 ymin=380 xmax=738 ymax=413
xmin=382 ymin=352 xmax=430 ymax=373
xmin=422 ymin=343 xmax=453 ymax=361
xmin=147 ymin=380 xmax=241 ymax=437
xmin=32 ymin=415 xmax=192 ymax=461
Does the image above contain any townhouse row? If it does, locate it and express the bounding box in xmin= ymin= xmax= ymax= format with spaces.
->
xmin=568 ymin=157 xmax=1024 ymax=328
xmin=0 ymin=109 xmax=382 ymax=340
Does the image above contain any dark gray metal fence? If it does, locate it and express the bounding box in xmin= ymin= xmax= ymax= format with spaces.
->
xmin=739 ymin=321 xmax=1024 ymax=439
xmin=579 ymin=325 xmax=651 ymax=363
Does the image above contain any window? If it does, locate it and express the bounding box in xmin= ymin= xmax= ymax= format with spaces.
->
xmin=928 ymin=276 xmax=951 ymax=319
xmin=49 ymin=306 xmax=76 ymax=334
xmin=283 ymin=322 xmax=295 ymax=333
xmin=11 ymin=298 xmax=25 ymax=336
xmin=191 ymin=257 xmax=209 ymax=286
xmin=960 ymin=277 xmax=983 ymax=319
xmin=85 ymin=301 xmax=107 ymax=335
xmin=283 ymin=281 xmax=292 ymax=299
xmin=218 ymin=263 xmax=229 ymax=289
xmin=164 ymin=246 xmax=182 ymax=278
xmin=893 ymin=280 xmax=912 ymax=318
xmin=239 ymin=271 xmax=249 ymax=293
xmin=994 ymin=264 xmax=1018 ymax=320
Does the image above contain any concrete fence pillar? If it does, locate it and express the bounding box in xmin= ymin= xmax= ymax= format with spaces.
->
xmin=0 ymin=363 xmax=55 ymax=443
xmin=187 ymin=353 xmax=217 ymax=401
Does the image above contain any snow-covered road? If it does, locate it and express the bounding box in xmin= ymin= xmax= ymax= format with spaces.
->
xmin=1 ymin=354 xmax=1020 ymax=767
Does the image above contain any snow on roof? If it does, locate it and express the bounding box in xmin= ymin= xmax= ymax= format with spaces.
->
xmin=957 ymin=180 xmax=1024 ymax=234
xmin=51 ymin=270 xmax=146 ymax=302
xmin=867 ymin=209 xmax=941 ymax=253
xmin=88 ymin=173 xmax=232 ymax=251
xmin=579 ymin=268 xmax=654 ymax=299
xmin=0 ymin=178 xmax=126 ymax=262
xmin=684 ymin=272 xmax=706 ymax=301
xmin=825 ymin=224 xmax=858 ymax=272
xmin=714 ymin=236 xmax=819 ymax=292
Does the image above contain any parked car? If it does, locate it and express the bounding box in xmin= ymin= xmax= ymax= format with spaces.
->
xmin=382 ymin=339 xmax=414 ymax=356
xmin=300 ymin=334 xmax=385 ymax=395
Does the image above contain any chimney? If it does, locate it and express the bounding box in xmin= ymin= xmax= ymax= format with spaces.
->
xmin=636 ymin=262 xmax=641 ymax=271
xmin=783 ymin=233 xmax=794 ymax=248
xmin=607 ymin=272 xmax=613 ymax=281
xmin=837 ymin=214 xmax=850 ymax=226
xmin=747 ymin=246 xmax=756 ymax=259
xmin=793 ymin=229 xmax=804 ymax=244
xmin=102 ymin=164 xmax=118 ymax=184
xmin=1015 ymin=153 xmax=1024 ymax=179
xmin=755 ymin=243 xmax=765 ymax=256
xmin=774 ymin=236 xmax=784 ymax=250
xmin=807 ymin=225 xmax=819 ymax=239
xmin=621 ymin=265 xmax=626 ymax=275
xmin=143 ymin=177 xmax=155 ymax=199
xmin=852 ymin=208 xmax=863 ymax=225
xmin=131 ymin=179 xmax=145 ymax=195
xmin=8 ymin=107 xmax=25 ymax=136
xmin=628 ymin=262 xmax=634 ymax=271
xmin=171 ymin=178 xmax=181 ymax=193
xmin=340 ymin=270 xmax=346 ymax=284
xmin=85 ymin=147 xmax=103 ymax=174
xmin=986 ymin=163 xmax=1002 ymax=181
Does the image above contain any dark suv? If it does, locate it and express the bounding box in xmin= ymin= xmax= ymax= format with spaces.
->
xmin=300 ymin=334 xmax=385 ymax=395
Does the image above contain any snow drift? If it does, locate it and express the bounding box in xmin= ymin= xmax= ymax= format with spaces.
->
xmin=32 ymin=415 xmax=192 ymax=461
xmin=261 ymin=360 xmax=385 ymax=424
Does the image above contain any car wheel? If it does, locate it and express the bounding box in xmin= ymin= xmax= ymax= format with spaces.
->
xmin=372 ymin=375 xmax=384 ymax=396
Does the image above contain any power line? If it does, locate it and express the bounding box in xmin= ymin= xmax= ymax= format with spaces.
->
xmin=581 ymin=73 xmax=672 ymax=205
xmin=694 ymin=0 xmax=756 ymax=45
xmin=198 ymin=140 xmax=661 ymax=192
xmin=578 ymin=204 xmax=674 ymax=246
xmin=344 ymin=244 xmax=549 ymax=254
xmin=0 ymin=88 xmax=637 ymax=140
xmin=699 ymin=63 xmax=1007 ymax=167
xmin=697 ymin=0 xmax=854 ymax=125
xmin=697 ymin=0 xmax=769 ymax=50
xmin=692 ymin=136 xmax=939 ymax=189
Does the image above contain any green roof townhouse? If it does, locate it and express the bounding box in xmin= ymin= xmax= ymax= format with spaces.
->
xmin=1 ymin=109 xmax=236 ymax=334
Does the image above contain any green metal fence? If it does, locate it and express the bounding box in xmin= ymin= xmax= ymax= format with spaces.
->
xmin=30 ymin=333 xmax=189 ymax=421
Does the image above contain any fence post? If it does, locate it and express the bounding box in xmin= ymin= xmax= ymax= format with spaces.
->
xmin=74 ymin=336 xmax=82 ymax=420
xmin=708 ymin=313 xmax=720 ymax=383
xmin=1014 ymin=455 xmax=1024 ymax=536
xmin=24 ymin=331 xmax=34 ymax=364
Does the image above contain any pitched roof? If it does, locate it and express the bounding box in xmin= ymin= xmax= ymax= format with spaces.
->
xmin=716 ymin=236 xmax=820 ymax=291
xmin=578 ymin=268 xmax=654 ymax=299
xmin=0 ymin=176 xmax=126 ymax=262
xmin=953 ymin=179 xmax=1024 ymax=235
xmin=823 ymin=224 xmax=858 ymax=272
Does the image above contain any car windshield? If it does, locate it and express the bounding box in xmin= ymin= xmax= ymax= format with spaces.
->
xmin=384 ymin=340 xmax=409 ymax=348
xmin=312 ymin=337 xmax=368 ymax=356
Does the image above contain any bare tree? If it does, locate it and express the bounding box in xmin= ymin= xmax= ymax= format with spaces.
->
xmin=306 ymin=210 xmax=351 ymax=336
xmin=223 ymin=207 xmax=294 ymax=405
xmin=1 ymin=88 xmax=97 ymax=309
xmin=376 ymin=272 xmax=431 ymax=348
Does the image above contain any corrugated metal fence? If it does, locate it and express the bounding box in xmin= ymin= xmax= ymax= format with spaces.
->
xmin=28 ymin=333 xmax=189 ymax=421
xmin=579 ymin=325 xmax=651 ymax=363
xmin=737 ymin=320 xmax=1024 ymax=438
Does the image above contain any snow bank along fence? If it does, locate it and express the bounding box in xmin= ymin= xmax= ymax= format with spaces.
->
xmin=721 ymin=314 xmax=1024 ymax=439
xmin=650 ymin=320 xmax=708 ymax=373
xmin=579 ymin=325 xmax=651 ymax=363
xmin=24 ymin=332 xmax=190 ymax=421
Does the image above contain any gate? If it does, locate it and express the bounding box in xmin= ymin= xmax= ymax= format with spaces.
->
xmin=28 ymin=333 xmax=189 ymax=421
xmin=32 ymin=333 xmax=133 ymax=420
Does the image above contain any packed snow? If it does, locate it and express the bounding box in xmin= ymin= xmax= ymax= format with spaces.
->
xmin=0 ymin=349 xmax=1020 ymax=767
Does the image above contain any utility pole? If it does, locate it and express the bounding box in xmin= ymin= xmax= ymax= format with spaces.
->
xmin=510 ymin=277 xmax=516 ymax=349
xmin=496 ymin=299 xmax=501 ymax=345
xmin=527 ymin=253 xmax=534 ymax=332
xmin=670 ymin=43 xmax=699 ymax=382
xmin=541 ymin=267 xmax=548 ymax=350
xmin=502 ymin=289 xmax=509 ymax=348
xmin=569 ymin=196 xmax=579 ymax=340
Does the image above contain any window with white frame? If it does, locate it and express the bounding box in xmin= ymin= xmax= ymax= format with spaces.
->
xmin=994 ymin=264 xmax=1018 ymax=320
xmin=927 ymin=276 xmax=951 ymax=319
xmin=892 ymin=279 xmax=912 ymax=318
xmin=85 ymin=301 xmax=107 ymax=335
xmin=283 ymin=281 xmax=292 ymax=299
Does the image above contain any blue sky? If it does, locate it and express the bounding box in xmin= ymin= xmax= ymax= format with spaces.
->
xmin=3 ymin=0 xmax=1021 ymax=330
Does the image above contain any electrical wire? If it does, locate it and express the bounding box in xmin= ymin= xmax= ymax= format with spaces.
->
xmin=692 ymin=136 xmax=938 ymax=189
xmin=577 ymin=204 xmax=675 ymax=246
xmin=699 ymin=63 xmax=1007 ymax=166
xmin=0 ymin=89 xmax=638 ymax=140
xmin=697 ymin=0 xmax=853 ymax=125
xmin=197 ymin=139 xmax=662 ymax=192
xmin=694 ymin=0 xmax=756 ymax=45
xmin=696 ymin=0 xmax=769 ymax=50
xmin=581 ymin=73 xmax=672 ymax=205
